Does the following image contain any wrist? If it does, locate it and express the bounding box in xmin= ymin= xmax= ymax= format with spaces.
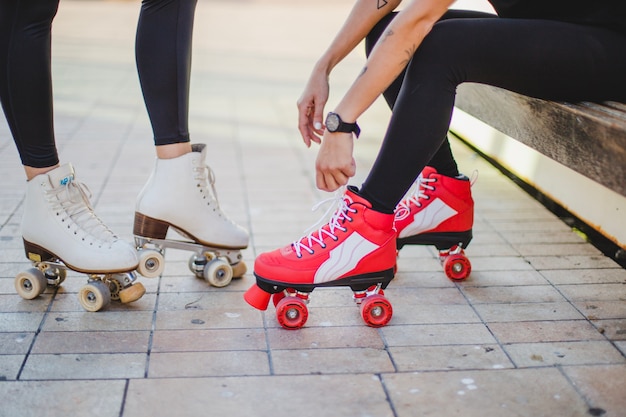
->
xmin=325 ymin=112 xmax=360 ymax=138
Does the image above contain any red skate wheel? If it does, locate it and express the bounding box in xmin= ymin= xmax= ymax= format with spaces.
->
xmin=361 ymin=294 xmax=393 ymax=328
xmin=443 ymin=254 xmax=471 ymax=280
xmin=276 ymin=296 xmax=308 ymax=330
xmin=272 ymin=288 xmax=297 ymax=307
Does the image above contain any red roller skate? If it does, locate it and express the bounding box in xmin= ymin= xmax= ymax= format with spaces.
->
xmin=394 ymin=167 xmax=475 ymax=280
xmin=244 ymin=186 xmax=397 ymax=330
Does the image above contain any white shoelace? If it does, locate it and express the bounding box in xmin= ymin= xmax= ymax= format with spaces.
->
xmin=193 ymin=164 xmax=220 ymax=208
xmin=47 ymin=180 xmax=117 ymax=247
xmin=394 ymin=174 xmax=436 ymax=221
xmin=292 ymin=189 xmax=357 ymax=258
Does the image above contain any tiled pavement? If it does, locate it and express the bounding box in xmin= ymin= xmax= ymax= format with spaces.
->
xmin=1 ymin=1 xmax=625 ymax=416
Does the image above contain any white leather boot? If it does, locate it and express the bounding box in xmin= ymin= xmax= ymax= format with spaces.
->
xmin=134 ymin=143 xmax=249 ymax=249
xmin=22 ymin=164 xmax=139 ymax=273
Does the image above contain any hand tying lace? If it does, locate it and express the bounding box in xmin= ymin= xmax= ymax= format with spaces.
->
xmin=292 ymin=187 xmax=357 ymax=258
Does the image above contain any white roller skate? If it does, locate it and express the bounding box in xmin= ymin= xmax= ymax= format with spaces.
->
xmin=134 ymin=143 xmax=249 ymax=287
xmin=17 ymin=164 xmax=145 ymax=312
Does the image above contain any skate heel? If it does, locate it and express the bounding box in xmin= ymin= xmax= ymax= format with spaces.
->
xmin=244 ymin=284 xmax=272 ymax=311
xmin=23 ymin=239 xmax=55 ymax=263
xmin=133 ymin=212 xmax=169 ymax=239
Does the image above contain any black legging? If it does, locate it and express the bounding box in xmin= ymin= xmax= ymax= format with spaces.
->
xmin=0 ymin=0 xmax=196 ymax=168
xmin=360 ymin=10 xmax=626 ymax=213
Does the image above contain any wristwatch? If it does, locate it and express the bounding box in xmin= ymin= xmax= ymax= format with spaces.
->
xmin=325 ymin=112 xmax=361 ymax=138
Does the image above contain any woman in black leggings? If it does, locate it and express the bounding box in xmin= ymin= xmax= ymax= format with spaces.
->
xmin=244 ymin=0 xmax=626 ymax=325
xmin=1 ymin=0 xmax=247 ymax=304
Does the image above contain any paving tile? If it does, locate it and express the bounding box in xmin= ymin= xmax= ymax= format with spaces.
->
xmin=473 ymin=302 xmax=585 ymax=322
xmin=383 ymin=368 xmax=591 ymax=417
xmin=155 ymin=308 xmax=263 ymax=330
xmin=148 ymin=351 xmax=269 ymax=377
xmin=0 ymin=312 xmax=45 ymax=333
xmin=151 ymin=328 xmax=267 ymax=352
xmin=30 ymin=331 xmax=151 ymax=354
xmin=124 ymin=375 xmax=393 ymax=417
xmin=460 ymin=285 xmax=566 ymax=304
xmin=20 ymin=353 xmax=147 ymax=380
xmin=562 ymin=365 xmax=626 ymax=417
xmin=0 ymin=380 xmax=126 ymax=417
xmin=271 ymin=347 xmax=395 ymax=375
xmin=574 ymin=300 xmax=626 ymax=321
xmin=590 ymin=319 xmax=626 ymax=341
xmin=389 ymin=344 xmax=514 ymax=372
xmin=503 ymin=341 xmax=625 ymax=367
xmin=487 ymin=320 xmax=605 ymax=344
xmin=558 ymin=283 xmax=626 ymax=302
xmin=541 ymin=268 xmax=626 ymax=285
xmin=267 ymin=326 xmax=384 ymax=350
xmin=0 ymin=355 xmax=25 ymax=380
xmin=41 ymin=311 xmax=154 ymax=332
xmin=0 ymin=332 xmax=34 ymax=355
xmin=382 ymin=323 xmax=497 ymax=346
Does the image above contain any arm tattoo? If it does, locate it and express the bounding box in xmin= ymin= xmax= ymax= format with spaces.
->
xmin=359 ymin=66 xmax=368 ymax=77
xmin=400 ymin=44 xmax=418 ymax=66
xmin=377 ymin=0 xmax=389 ymax=10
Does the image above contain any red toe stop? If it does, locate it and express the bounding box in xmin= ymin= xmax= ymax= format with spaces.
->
xmin=243 ymin=284 xmax=272 ymax=311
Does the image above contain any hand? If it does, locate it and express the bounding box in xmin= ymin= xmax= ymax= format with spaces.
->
xmin=296 ymin=70 xmax=329 ymax=147
xmin=315 ymin=130 xmax=356 ymax=192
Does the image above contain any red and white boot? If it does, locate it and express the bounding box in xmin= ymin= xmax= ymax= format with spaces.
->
xmin=394 ymin=166 xmax=475 ymax=280
xmin=244 ymin=186 xmax=397 ymax=329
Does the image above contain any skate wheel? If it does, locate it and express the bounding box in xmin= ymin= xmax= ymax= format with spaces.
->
xmin=78 ymin=281 xmax=111 ymax=312
xmin=204 ymin=258 xmax=233 ymax=287
xmin=443 ymin=254 xmax=471 ymax=280
xmin=15 ymin=268 xmax=47 ymax=300
xmin=361 ymin=294 xmax=393 ymax=328
xmin=231 ymin=261 xmax=247 ymax=278
xmin=272 ymin=288 xmax=296 ymax=307
xmin=243 ymin=284 xmax=272 ymax=311
xmin=137 ymin=249 xmax=165 ymax=278
xmin=272 ymin=291 xmax=286 ymax=307
xmin=119 ymin=282 xmax=146 ymax=304
xmin=276 ymin=296 xmax=308 ymax=330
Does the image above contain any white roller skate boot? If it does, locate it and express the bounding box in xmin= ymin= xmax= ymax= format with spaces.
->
xmin=134 ymin=143 xmax=249 ymax=287
xmin=17 ymin=164 xmax=145 ymax=312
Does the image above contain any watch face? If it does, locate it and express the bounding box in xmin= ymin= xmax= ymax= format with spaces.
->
xmin=326 ymin=113 xmax=340 ymax=132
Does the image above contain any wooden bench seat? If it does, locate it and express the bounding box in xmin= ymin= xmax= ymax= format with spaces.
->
xmin=454 ymin=83 xmax=626 ymax=198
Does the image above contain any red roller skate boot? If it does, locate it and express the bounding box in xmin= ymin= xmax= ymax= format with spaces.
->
xmin=394 ymin=167 xmax=475 ymax=280
xmin=244 ymin=186 xmax=397 ymax=330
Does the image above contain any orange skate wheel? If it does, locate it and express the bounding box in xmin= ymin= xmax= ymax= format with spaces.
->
xmin=361 ymin=294 xmax=393 ymax=328
xmin=443 ymin=253 xmax=471 ymax=280
xmin=276 ymin=296 xmax=308 ymax=330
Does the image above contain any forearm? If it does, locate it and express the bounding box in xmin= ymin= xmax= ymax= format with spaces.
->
xmin=334 ymin=0 xmax=455 ymax=121
xmin=315 ymin=0 xmax=402 ymax=76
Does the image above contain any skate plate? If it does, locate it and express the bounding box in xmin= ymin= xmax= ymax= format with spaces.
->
xmin=135 ymin=236 xmax=246 ymax=287
xmin=244 ymin=270 xmax=395 ymax=330
xmin=15 ymin=259 xmax=145 ymax=312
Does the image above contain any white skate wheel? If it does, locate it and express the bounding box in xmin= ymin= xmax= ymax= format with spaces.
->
xmin=15 ymin=268 xmax=47 ymax=300
xmin=78 ymin=281 xmax=111 ymax=312
xmin=137 ymin=249 xmax=165 ymax=278
xmin=203 ymin=258 xmax=233 ymax=288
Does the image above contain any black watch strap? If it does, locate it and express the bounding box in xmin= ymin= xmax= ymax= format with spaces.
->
xmin=325 ymin=112 xmax=361 ymax=138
